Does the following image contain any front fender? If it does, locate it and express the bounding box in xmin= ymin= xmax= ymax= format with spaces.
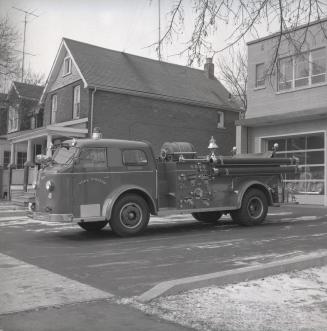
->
xmin=236 ymin=180 xmax=273 ymax=209
xmin=102 ymin=185 xmax=157 ymax=220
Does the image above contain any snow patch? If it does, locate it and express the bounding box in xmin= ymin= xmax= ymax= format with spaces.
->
xmin=124 ymin=266 xmax=327 ymax=331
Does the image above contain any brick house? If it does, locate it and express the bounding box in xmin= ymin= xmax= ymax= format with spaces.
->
xmin=237 ymin=18 xmax=327 ymax=205
xmin=3 ymin=38 xmax=240 ymax=197
xmin=0 ymin=82 xmax=44 ymax=197
xmin=4 ymin=82 xmax=44 ymax=169
xmin=31 ymin=38 xmax=239 ymax=159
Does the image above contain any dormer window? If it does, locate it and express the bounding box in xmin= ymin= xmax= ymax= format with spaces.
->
xmin=63 ymin=56 xmax=72 ymax=76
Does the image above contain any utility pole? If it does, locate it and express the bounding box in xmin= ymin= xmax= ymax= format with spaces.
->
xmin=158 ymin=0 xmax=162 ymax=61
xmin=12 ymin=7 xmax=39 ymax=82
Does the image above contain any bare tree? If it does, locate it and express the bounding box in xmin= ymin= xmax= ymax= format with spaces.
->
xmin=216 ymin=48 xmax=247 ymax=112
xmin=24 ymin=68 xmax=45 ymax=86
xmin=0 ymin=16 xmax=20 ymax=92
xmin=157 ymin=0 xmax=327 ymax=68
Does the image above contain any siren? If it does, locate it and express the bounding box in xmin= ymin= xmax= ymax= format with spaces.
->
xmin=92 ymin=127 xmax=103 ymax=139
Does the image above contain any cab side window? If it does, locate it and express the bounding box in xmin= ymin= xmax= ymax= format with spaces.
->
xmin=78 ymin=148 xmax=107 ymax=168
xmin=123 ymin=149 xmax=148 ymax=166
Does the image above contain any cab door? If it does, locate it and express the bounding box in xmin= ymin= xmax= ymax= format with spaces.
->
xmin=72 ymin=147 xmax=109 ymax=219
xmin=120 ymin=148 xmax=157 ymax=200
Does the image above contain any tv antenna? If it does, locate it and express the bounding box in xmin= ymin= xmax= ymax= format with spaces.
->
xmin=12 ymin=6 xmax=39 ymax=82
xmin=158 ymin=0 xmax=162 ymax=61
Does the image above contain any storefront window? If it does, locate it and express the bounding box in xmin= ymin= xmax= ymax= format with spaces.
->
xmin=266 ymin=133 xmax=325 ymax=200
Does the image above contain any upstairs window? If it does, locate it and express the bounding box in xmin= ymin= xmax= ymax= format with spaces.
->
xmin=294 ymin=52 xmax=309 ymax=87
xmin=8 ymin=106 xmax=19 ymax=133
xmin=63 ymin=56 xmax=72 ymax=76
xmin=217 ymin=111 xmax=225 ymax=129
xmin=278 ymin=57 xmax=293 ymax=91
xmin=51 ymin=95 xmax=57 ymax=124
xmin=255 ymin=63 xmax=265 ymax=87
xmin=73 ymin=85 xmax=80 ymax=119
xmin=30 ymin=116 xmax=36 ymax=129
xmin=278 ymin=48 xmax=326 ymax=91
xmin=312 ymin=48 xmax=326 ymax=84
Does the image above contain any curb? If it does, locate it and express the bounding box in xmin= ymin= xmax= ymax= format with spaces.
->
xmin=0 ymin=211 xmax=27 ymax=218
xmin=137 ymin=251 xmax=327 ymax=302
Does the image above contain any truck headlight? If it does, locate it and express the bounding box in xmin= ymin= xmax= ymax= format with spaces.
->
xmin=45 ymin=180 xmax=54 ymax=192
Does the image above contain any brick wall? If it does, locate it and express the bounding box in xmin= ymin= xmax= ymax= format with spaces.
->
xmin=44 ymin=80 xmax=89 ymax=125
xmin=93 ymin=90 xmax=238 ymax=156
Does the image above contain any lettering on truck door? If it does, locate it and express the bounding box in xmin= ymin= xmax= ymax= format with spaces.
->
xmin=72 ymin=147 xmax=109 ymax=219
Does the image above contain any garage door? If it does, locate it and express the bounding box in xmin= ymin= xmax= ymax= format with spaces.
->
xmin=266 ymin=132 xmax=325 ymax=205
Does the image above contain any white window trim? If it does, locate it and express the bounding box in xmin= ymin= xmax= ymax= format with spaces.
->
xmin=255 ymin=63 xmax=265 ymax=88
xmin=63 ymin=56 xmax=72 ymax=76
xmin=73 ymin=85 xmax=80 ymax=119
xmin=277 ymin=47 xmax=326 ymax=93
xmin=217 ymin=111 xmax=225 ymax=129
xmin=8 ymin=106 xmax=19 ymax=133
xmin=51 ymin=95 xmax=57 ymax=124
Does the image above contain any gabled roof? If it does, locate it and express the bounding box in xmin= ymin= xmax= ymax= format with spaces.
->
xmin=45 ymin=38 xmax=239 ymax=111
xmin=12 ymin=81 xmax=44 ymax=101
xmin=0 ymin=93 xmax=7 ymax=100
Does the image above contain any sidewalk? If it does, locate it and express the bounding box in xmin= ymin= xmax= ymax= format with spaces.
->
xmin=125 ymin=266 xmax=327 ymax=331
xmin=0 ymin=299 xmax=193 ymax=331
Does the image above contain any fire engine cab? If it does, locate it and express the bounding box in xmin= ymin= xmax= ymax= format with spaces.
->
xmin=29 ymin=129 xmax=298 ymax=237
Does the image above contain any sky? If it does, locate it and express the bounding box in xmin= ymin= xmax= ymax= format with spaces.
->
xmin=0 ymin=0 xmax=276 ymax=84
xmin=0 ymin=0 xmax=197 ymax=80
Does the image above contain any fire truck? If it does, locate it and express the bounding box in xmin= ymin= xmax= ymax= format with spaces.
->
xmin=29 ymin=129 xmax=298 ymax=237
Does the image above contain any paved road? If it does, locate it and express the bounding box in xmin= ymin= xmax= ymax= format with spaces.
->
xmin=1 ymin=205 xmax=327 ymax=299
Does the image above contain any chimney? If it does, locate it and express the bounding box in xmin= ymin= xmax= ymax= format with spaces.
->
xmin=204 ymin=57 xmax=215 ymax=79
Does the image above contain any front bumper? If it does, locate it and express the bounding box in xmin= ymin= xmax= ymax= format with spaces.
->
xmin=27 ymin=203 xmax=105 ymax=223
xmin=27 ymin=210 xmax=74 ymax=223
xmin=28 ymin=202 xmax=73 ymax=222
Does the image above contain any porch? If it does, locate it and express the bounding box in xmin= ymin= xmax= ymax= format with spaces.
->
xmin=4 ymin=119 xmax=88 ymax=202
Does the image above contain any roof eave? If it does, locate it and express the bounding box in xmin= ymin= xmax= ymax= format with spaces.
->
xmin=88 ymin=84 xmax=241 ymax=113
xmin=247 ymin=17 xmax=327 ymax=46
xmin=40 ymin=39 xmax=88 ymax=103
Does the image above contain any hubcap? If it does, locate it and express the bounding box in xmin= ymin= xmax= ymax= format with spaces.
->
xmin=120 ymin=203 xmax=143 ymax=229
xmin=247 ymin=197 xmax=263 ymax=219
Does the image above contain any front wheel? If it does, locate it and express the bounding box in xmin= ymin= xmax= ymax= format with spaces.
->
xmin=192 ymin=211 xmax=223 ymax=223
xmin=109 ymin=194 xmax=150 ymax=237
xmin=230 ymin=189 xmax=268 ymax=226
xmin=78 ymin=221 xmax=108 ymax=232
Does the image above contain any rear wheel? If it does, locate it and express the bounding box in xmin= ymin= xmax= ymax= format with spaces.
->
xmin=109 ymin=194 xmax=150 ymax=237
xmin=192 ymin=211 xmax=223 ymax=223
xmin=78 ymin=221 xmax=108 ymax=232
xmin=230 ymin=188 xmax=268 ymax=226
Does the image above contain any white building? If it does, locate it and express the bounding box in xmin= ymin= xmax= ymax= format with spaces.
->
xmin=237 ymin=18 xmax=327 ymax=205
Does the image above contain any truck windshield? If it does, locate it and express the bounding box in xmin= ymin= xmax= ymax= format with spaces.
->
xmin=52 ymin=146 xmax=79 ymax=165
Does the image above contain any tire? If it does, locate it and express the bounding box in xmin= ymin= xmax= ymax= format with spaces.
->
xmin=230 ymin=188 xmax=268 ymax=226
xmin=78 ymin=221 xmax=108 ymax=232
xmin=192 ymin=211 xmax=223 ymax=223
xmin=109 ymin=194 xmax=150 ymax=237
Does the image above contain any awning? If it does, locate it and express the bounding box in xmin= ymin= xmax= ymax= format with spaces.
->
xmin=6 ymin=118 xmax=88 ymax=144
